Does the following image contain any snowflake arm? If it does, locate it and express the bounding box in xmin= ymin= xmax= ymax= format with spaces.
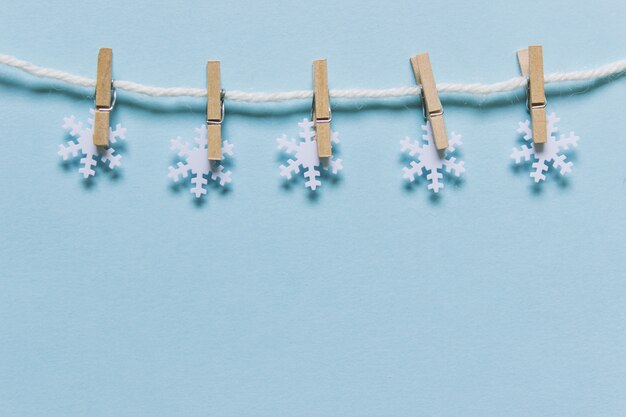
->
xmin=551 ymin=154 xmax=573 ymax=175
xmin=426 ymin=169 xmax=444 ymax=192
xmin=58 ymin=140 xmax=81 ymax=160
xmin=402 ymin=161 xmax=424 ymax=182
xmin=109 ymin=124 xmax=127 ymax=144
xmin=298 ymin=119 xmax=316 ymax=142
xmin=279 ymin=159 xmax=300 ymax=179
xmin=555 ymin=131 xmax=579 ymax=151
xmin=447 ymin=132 xmax=463 ymax=152
xmin=400 ymin=137 xmax=421 ymax=156
xmin=59 ymin=115 xmax=83 ymax=159
xmin=516 ymin=120 xmax=533 ymax=141
xmin=546 ymin=113 xmax=560 ymax=137
xmin=324 ymin=157 xmax=343 ymax=174
xmin=194 ymin=125 xmax=208 ymax=143
xmin=530 ymin=159 xmax=548 ymax=182
xmin=442 ymin=156 xmax=465 ymax=176
xmin=170 ymin=137 xmax=191 ymax=157
xmin=190 ymin=173 xmax=207 ymax=197
xmin=62 ymin=116 xmax=83 ymax=136
xmin=303 ymin=166 xmax=321 ymax=190
xmin=222 ymin=140 xmax=234 ymax=156
xmin=101 ymin=147 xmax=122 ymax=169
xmin=168 ymin=162 xmax=190 ymax=182
xmin=277 ymin=134 xmax=299 ymax=154
xmin=210 ymin=163 xmax=232 ymax=186
xmin=79 ymin=153 xmax=97 ymax=178
xmin=510 ymin=145 xmax=534 ymax=163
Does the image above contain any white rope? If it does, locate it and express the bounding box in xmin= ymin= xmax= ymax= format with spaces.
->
xmin=1 ymin=53 xmax=625 ymax=103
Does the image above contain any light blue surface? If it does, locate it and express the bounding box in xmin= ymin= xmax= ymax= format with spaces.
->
xmin=1 ymin=1 xmax=625 ymax=416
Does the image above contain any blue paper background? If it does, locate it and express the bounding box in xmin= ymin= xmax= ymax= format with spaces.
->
xmin=1 ymin=1 xmax=625 ymax=416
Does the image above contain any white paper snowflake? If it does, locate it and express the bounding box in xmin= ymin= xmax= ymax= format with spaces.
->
xmin=511 ymin=112 xmax=580 ymax=182
xmin=167 ymin=125 xmax=234 ymax=198
xmin=58 ymin=109 xmax=126 ymax=178
xmin=400 ymin=121 xmax=465 ymax=193
xmin=277 ymin=118 xmax=343 ymax=190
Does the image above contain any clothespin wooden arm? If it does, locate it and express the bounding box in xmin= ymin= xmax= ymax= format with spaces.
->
xmin=410 ymin=53 xmax=448 ymax=150
xmin=207 ymin=60 xmax=223 ymax=161
xmin=313 ymin=59 xmax=332 ymax=158
xmin=93 ymin=48 xmax=113 ymax=147
xmin=517 ymin=46 xmax=547 ymax=144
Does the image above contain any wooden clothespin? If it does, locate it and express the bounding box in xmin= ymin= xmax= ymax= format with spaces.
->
xmin=312 ymin=59 xmax=332 ymax=157
xmin=517 ymin=45 xmax=547 ymax=144
xmin=207 ymin=60 xmax=224 ymax=160
xmin=93 ymin=48 xmax=114 ymax=147
xmin=410 ymin=53 xmax=448 ymax=150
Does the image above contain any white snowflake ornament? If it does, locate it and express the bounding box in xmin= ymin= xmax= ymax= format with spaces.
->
xmin=400 ymin=121 xmax=465 ymax=192
xmin=167 ymin=125 xmax=234 ymax=198
xmin=277 ymin=118 xmax=343 ymax=190
xmin=58 ymin=109 xmax=126 ymax=178
xmin=511 ymin=112 xmax=579 ymax=182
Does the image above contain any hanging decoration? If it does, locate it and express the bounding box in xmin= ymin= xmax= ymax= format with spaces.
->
xmin=400 ymin=122 xmax=465 ymax=192
xmin=57 ymin=49 xmax=127 ymax=179
xmin=510 ymin=46 xmax=580 ymax=182
xmin=0 ymin=44 xmax=618 ymax=193
xmin=168 ymin=125 xmax=234 ymax=198
xmin=277 ymin=118 xmax=343 ymax=190
xmin=511 ymin=113 xmax=579 ymax=182
xmin=400 ymin=52 xmax=465 ymax=192
xmin=58 ymin=109 xmax=127 ymax=178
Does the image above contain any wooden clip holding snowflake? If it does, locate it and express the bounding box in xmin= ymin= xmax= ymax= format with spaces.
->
xmin=511 ymin=112 xmax=579 ymax=182
xmin=277 ymin=118 xmax=343 ymax=190
xmin=400 ymin=121 xmax=465 ymax=193
xmin=58 ymin=109 xmax=126 ymax=178
xmin=167 ymin=125 xmax=234 ymax=198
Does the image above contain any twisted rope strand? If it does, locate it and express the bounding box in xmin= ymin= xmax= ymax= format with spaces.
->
xmin=1 ymin=53 xmax=625 ymax=102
